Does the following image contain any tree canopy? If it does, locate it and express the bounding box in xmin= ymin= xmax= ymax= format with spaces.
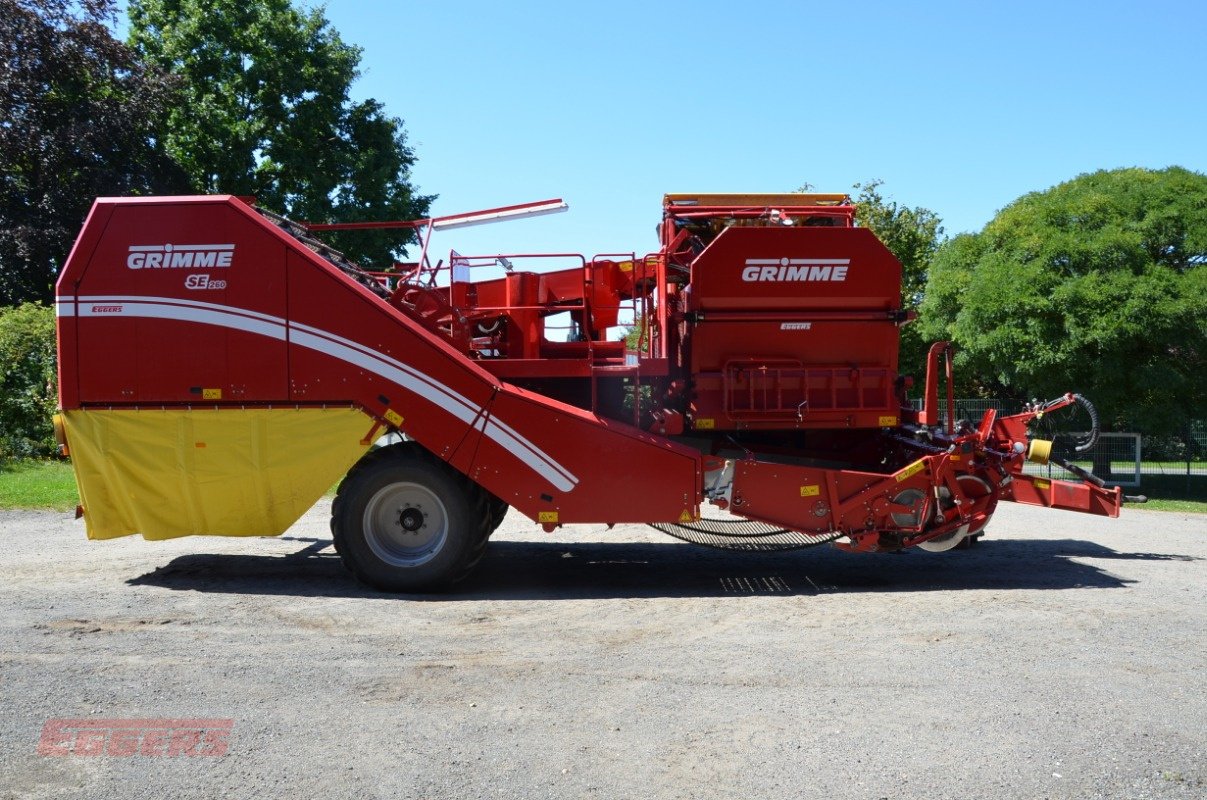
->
xmin=0 ymin=0 xmax=188 ymax=305
xmin=849 ymin=180 xmax=944 ymax=311
xmin=0 ymin=302 xmax=57 ymax=458
xmin=128 ymin=0 xmax=432 ymax=267
xmin=918 ymin=167 xmax=1207 ymax=433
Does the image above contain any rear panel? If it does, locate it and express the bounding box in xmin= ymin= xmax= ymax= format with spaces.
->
xmin=686 ymin=225 xmax=904 ymax=430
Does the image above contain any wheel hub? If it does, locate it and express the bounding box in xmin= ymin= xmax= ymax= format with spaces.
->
xmin=398 ymin=506 xmax=425 ymax=533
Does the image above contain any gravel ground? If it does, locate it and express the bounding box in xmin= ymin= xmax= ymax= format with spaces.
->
xmin=1 ymin=500 xmax=1204 ymax=800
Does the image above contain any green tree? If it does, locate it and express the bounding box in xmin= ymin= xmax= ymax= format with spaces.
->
xmin=850 ymin=181 xmax=945 ymax=310
xmin=128 ymin=0 xmax=433 ymax=268
xmin=0 ymin=0 xmax=188 ymax=306
xmin=0 ymin=303 xmax=57 ymax=458
xmin=918 ymin=167 xmax=1207 ymax=434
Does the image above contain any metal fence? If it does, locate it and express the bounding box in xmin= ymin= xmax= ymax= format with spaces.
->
xmin=911 ymin=398 xmax=1207 ymax=483
xmin=1020 ymin=433 xmax=1141 ymax=488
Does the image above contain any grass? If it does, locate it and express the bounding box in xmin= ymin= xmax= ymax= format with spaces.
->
xmin=1 ymin=457 xmax=1205 ymax=515
xmin=1138 ymin=498 xmax=1207 ymax=513
xmin=0 ymin=459 xmax=79 ymax=511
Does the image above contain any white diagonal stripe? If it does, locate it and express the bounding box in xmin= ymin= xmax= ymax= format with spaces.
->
xmin=65 ymin=295 xmax=578 ymax=492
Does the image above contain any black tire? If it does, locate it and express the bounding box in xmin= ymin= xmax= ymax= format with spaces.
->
xmin=332 ymin=443 xmax=485 ymax=592
xmin=483 ymin=492 xmax=509 ymax=534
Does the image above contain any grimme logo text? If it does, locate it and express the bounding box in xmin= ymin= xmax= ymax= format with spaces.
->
xmin=127 ymin=243 xmax=234 ymax=269
xmin=741 ymin=257 xmax=849 ymax=282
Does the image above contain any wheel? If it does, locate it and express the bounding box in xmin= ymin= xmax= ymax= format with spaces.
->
xmin=484 ymin=492 xmax=509 ymax=534
xmin=918 ymin=474 xmax=995 ymax=553
xmin=332 ymin=443 xmax=488 ymax=592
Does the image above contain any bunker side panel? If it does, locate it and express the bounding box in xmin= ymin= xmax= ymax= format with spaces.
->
xmin=283 ymin=244 xmax=498 ymax=470
xmin=67 ymin=198 xmax=291 ymax=403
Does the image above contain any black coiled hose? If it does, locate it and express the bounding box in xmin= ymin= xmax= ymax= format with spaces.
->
xmin=1038 ymin=393 xmax=1100 ymax=453
xmin=1070 ymin=393 xmax=1100 ymax=452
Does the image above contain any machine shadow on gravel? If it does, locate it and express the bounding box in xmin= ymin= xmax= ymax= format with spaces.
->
xmin=124 ymin=535 xmax=1167 ymax=600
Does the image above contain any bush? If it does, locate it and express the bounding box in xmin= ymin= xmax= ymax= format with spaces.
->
xmin=0 ymin=303 xmax=58 ymax=459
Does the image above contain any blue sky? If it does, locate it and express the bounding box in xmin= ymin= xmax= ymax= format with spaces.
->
xmin=265 ymin=1 xmax=1207 ymax=259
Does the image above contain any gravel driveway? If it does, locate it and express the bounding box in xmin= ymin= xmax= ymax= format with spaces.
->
xmin=1 ymin=501 xmax=1204 ymax=799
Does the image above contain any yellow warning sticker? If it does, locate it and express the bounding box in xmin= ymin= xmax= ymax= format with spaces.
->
xmin=879 ymin=416 xmax=898 ymax=427
xmin=618 ymin=260 xmax=634 ymax=272
xmin=202 ymin=388 xmax=222 ymax=400
xmin=538 ymin=511 xmax=559 ymax=524
xmin=1034 ymin=479 xmax=1051 ymax=490
xmin=695 ymin=418 xmax=715 ymax=429
xmin=678 ymin=509 xmax=696 ymax=523
xmin=800 ymin=485 xmax=820 ymax=497
xmin=383 ymin=409 xmax=404 ymax=427
xmin=895 ymin=459 xmax=926 ymax=482
xmin=950 ymin=454 xmax=962 ymax=462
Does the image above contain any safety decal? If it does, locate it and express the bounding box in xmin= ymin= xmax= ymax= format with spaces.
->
xmin=895 ymin=459 xmax=926 ymax=482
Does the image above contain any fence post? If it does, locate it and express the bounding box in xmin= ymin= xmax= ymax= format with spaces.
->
xmin=1187 ymin=422 xmax=1193 ymax=496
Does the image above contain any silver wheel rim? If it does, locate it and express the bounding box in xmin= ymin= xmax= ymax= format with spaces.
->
xmin=918 ymin=475 xmax=994 ymax=552
xmin=363 ymin=482 xmax=449 ymax=567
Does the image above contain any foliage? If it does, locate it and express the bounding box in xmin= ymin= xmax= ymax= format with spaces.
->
xmin=918 ymin=167 xmax=1207 ymax=434
xmin=0 ymin=303 xmax=58 ymax=459
xmin=850 ymin=181 xmax=945 ymax=310
xmin=0 ymin=0 xmax=189 ymax=306
xmin=128 ymin=0 xmax=433 ymax=268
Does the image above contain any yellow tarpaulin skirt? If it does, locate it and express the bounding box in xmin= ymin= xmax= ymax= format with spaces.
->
xmin=62 ymin=408 xmax=371 ymax=540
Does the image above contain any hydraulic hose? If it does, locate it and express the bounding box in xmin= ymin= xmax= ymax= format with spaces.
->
xmin=1070 ymin=393 xmax=1100 ymax=453
xmin=1050 ymin=456 xmax=1106 ymax=488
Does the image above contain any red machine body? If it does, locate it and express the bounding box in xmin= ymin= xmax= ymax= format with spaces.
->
xmin=55 ymin=192 xmax=1126 ymax=590
xmin=684 ymin=224 xmax=903 ymax=432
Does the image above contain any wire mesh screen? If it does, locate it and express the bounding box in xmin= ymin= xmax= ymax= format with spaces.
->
xmin=1020 ymin=433 xmax=1141 ymax=487
xmin=908 ymin=399 xmax=1204 ymax=488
